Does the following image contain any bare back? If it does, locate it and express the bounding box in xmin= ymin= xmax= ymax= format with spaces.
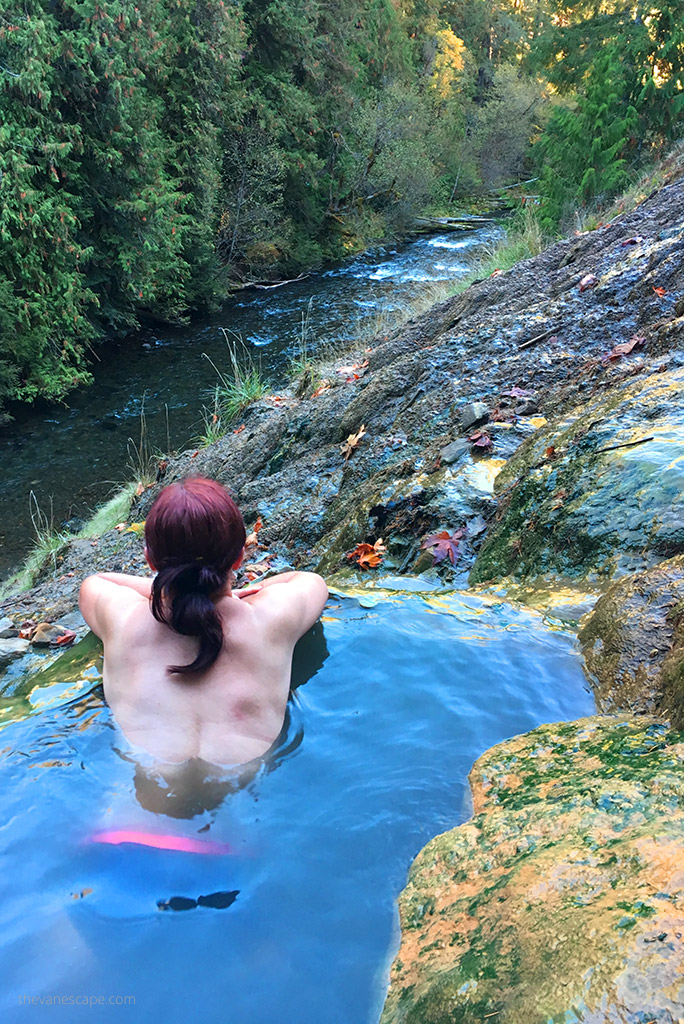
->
xmin=79 ymin=572 xmax=328 ymax=765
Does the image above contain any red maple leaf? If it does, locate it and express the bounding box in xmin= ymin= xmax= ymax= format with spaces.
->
xmin=421 ymin=530 xmax=464 ymax=565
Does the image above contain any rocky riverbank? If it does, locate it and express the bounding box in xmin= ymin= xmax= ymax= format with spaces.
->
xmin=380 ymin=715 xmax=684 ymax=1023
xmin=1 ymin=167 xmax=683 ymax=1021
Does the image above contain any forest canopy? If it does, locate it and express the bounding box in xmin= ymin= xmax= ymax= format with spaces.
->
xmin=0 ymin=0 xmax=682 ymax=415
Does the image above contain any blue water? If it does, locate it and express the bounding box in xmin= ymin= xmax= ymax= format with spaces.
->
xmin=0 ymin=588 xmax=593 ymax=1023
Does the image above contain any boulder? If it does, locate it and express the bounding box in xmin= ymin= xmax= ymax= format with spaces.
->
xmin=471 ymin=366 xmax=684 ymax=585
xmin=579 ymin=555 xmax=684 ymax=728
xmin=381 ymin=715 xmax=684 ymax=1024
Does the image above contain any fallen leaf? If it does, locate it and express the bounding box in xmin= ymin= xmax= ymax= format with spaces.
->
xmin=421 ymin=530 xmax=464 ymax=566
xmin=652 ymin=286 xmax=667 ymax=298
xmin=468 ymin=430 xmax=493 ymax=450
xmin=604 ymin=335 xmax=646 ymax=362
xmin=52 ymin=629 xmax=76 ymax=648
xmin=233 ymin=424 xmax=246 ymax=434
xmin=241 ymin=557 xmax=272 ymax=579
xmin=336 ymin=360 xmax=369 ymax=377
xmin=341 ymin=424 xmax=367 ymax=461
xmin=501 ymin=387 xmax=534 ymax=399
xmin=579 ymin=273 xmax=599 ymax=293
xmin=311 ymin=382 xmax=331 ymax=398
xmin=245 ymin=517 xmax=263 ymax=548
xmin=347 ymin=538 xmax=386 ymax=569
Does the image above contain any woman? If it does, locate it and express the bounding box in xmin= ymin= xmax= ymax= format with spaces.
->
xmin=79 ymin=477 xmax=328 ymax=766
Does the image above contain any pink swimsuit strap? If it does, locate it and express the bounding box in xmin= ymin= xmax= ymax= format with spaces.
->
xmin=90 ymin=829 xmax=232 ymax=855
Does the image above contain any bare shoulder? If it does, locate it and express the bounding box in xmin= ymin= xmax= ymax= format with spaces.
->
xmin=79 ymin=574 xmax=149 ymax=641
xmin=237 ymin=572 xmax=328 ymax=641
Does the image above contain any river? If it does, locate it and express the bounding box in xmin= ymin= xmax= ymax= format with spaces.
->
xmin=0 ymin=227 xmax=500 ymax=580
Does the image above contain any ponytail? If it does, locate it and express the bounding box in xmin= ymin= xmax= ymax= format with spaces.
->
xmin=144 ymin=477 xmax=247 ymax=678
xmin=150 ymin=562 xmax=228 ymax=675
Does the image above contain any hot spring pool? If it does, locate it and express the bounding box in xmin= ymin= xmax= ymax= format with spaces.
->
xmin=0 ymin=587 xmax=594 ymax=1023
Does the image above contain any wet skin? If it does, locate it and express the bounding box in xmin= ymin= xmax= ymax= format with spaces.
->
xmin=79 ymin=566 xmax=328 ymax=765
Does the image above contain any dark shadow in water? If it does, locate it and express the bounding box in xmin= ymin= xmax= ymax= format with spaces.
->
xmin=157 ymin=890 xmax=240 ymax=912
xmin=129 ymin=620 xmax=329 ymax=819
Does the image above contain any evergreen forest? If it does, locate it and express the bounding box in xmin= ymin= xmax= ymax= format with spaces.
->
xmin=0 ymin=0 xmax=682 ymax=416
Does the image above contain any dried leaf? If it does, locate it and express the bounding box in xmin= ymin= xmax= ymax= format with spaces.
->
xmin=341 ymin=424 xmax=367 ymax=461
xmin=467 ymin=430 xmax=493 ymax=450
xmin=336 ymin=360 xmax=369 ymax=377
xmin=604 ymin=335 xmax=646 ymax=362
xmin=652 ymin=286 xmax=667 ymax=298
xmin=578 ymin=273 xmax=598 ymax=293
xmin=51 ymin=629 xmax=77 ymax=648
xmin=245 ymin=518 xmax=263 ymax=549
xmin=501 ymin=387 xmax=534 ymax=399
xmin=421 ymin=530 xmax=464 ymax=566
xmin=347 ymin=538 xmax=386 ymax=569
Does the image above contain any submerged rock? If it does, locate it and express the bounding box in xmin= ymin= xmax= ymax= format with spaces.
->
xmin=381 ymin=715 xmax=684 ymax=1024
xmin=579 ymin=555 xmax=684 ymax=729
xmin=471 ymin=365 xmax=684 ymax=585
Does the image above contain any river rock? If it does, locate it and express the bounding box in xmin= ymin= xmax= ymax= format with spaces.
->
xmin=458 ymin=402 xmax=489 ymax=431
xmin=439 ymin=439 xmax=470 ymax=465
xmin=579 ymin=555 xmax=684 ymax=728
xmin=381 ymin=715 xmax=684 ymax=1024
xmin=31 ymin=622 xmax=71 ymax=646
xmin=0 ymin=616 xmax=16 ymax=638
xmin=471 ymin=365 xmax=684 ymax=585
xmin=0 ymin=638 xmax=30 ymax=666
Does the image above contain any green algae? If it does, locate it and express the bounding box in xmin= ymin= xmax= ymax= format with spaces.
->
xmin=470 ymin=369 xmax=684 ymax=586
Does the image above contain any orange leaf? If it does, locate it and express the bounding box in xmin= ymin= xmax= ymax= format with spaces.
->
xmin=347 ymin=538 xmax=386 ymax=569
xmin=341 ymin=424 xmax=367 ymax=461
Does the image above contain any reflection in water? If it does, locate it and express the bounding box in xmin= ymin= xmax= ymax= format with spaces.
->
xmin=128 ymin=620 xmax=329 ymax=819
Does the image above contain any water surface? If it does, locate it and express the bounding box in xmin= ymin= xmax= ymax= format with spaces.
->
xmin=0 ymin=588 xmax=594 ymax=1023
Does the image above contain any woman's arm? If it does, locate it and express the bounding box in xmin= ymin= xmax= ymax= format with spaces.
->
xmin=79 ymin=573 xmax=150 ymax=639
xmin=92 ymin=572 xmax=154 ymax=597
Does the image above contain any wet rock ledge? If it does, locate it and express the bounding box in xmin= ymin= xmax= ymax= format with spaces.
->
xmin=381 ymin=716 xmax=684 ymax=1024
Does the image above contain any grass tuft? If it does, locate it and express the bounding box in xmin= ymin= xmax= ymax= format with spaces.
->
xmin=202 ymin=329 xmax=268 ymax=425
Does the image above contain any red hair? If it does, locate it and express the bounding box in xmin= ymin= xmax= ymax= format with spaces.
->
xmin=144 ymin=477 xmax=246 ymax=675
